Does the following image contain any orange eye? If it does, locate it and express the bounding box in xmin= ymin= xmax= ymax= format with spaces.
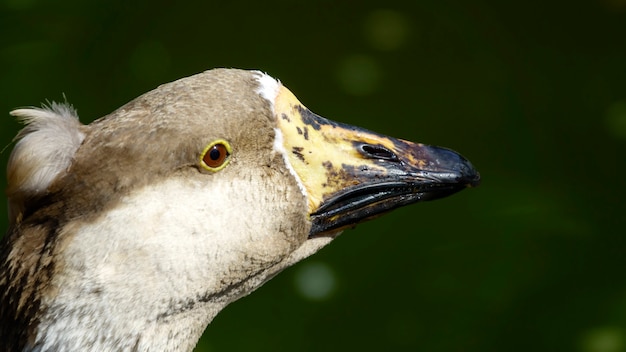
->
xmin=200 ymin=140 xmax=232 ymax=172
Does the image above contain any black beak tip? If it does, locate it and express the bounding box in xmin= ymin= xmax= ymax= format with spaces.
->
xmin=427 ymin=145 xmax=480 ymax=187
xmin=465 ymin=170 xmax=481 ymax=188
xmin=458 ymin=157 xmax=480 ymax=188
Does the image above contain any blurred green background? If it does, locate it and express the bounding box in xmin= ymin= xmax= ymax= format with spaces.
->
xmin=1 ymin=0 xmax=626 ymax=351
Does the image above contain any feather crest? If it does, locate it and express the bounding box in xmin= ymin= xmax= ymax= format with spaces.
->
xmin=7 ymin=102 xmax=85 ymax=224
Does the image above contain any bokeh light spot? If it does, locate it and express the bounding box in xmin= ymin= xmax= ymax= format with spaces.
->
xmin=363 ymin=9 xmax=412 ymax=51
xmin=294 ymin=262 xmax=336 ymax=301
xmin=605 ymin=101 xmax=626 ymax=140
xmin=336 ymin=55 xmax=382 ymax=96
xmin=580 ymin=326 xmax=625 ymax=352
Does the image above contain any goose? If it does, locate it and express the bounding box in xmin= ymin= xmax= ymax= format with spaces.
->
xmin=0 ymin=68 xmax=479 ymax=351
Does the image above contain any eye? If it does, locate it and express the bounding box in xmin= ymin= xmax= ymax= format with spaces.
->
xmin=200 ymin=140 xmax=232 ymax=171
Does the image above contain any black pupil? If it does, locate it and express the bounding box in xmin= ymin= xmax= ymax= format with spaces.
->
xmin=209 ymin=147 xmax=221 ymax=160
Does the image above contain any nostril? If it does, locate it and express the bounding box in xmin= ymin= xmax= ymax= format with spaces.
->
xmin=358 ymin=143 xmax=399 ymax=162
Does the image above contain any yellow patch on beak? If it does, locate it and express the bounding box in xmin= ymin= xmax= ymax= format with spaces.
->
xmin=274 ymin=86 xmax=403 ymax=214
xmin=270 ymin=85 xmax=479 ymax=236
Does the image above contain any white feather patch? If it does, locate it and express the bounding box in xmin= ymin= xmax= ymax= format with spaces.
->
xmin=7 ymin=103 xmax=85 ymax=205
xmin=273 ymin=127 xmax=308 ymax=198
xmin=253 ymin=71 xmax=281 ymax=113
xmin=254 ymin=72 xmax=308 ymax=199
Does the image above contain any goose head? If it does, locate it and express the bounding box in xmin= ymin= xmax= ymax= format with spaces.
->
xmin=0 ymin=68 xmax=479 ymax=351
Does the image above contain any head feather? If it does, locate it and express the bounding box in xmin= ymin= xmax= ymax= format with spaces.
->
xmin=7 ymin=102 xmax=85 ymax=224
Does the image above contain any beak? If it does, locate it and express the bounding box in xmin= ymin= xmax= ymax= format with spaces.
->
xmin=272 ymin=85 xmax=480 ymax=237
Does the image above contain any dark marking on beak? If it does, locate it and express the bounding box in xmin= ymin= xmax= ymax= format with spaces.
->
xmin=270 ymin=84 xmax=479 ymax=238
xmin=309 ymin=141 xmax=480 ymax=237
xmin=292 ymin=147 xmax=306 ymax=163
xmin=297 ymin=105 xmax=348 ymax=131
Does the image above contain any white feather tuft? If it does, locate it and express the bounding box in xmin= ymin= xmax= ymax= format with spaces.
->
xmin=253 ymin=71 xmax=281 ymax=113
xmin=7 ymin=102 xmax=85 ymax=222
xmin=272 ymin=128 xmax=308 ymax=198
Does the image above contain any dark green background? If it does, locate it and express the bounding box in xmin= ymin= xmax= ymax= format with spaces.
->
xmin=1 ymin=0 xmax=625 ymax=351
